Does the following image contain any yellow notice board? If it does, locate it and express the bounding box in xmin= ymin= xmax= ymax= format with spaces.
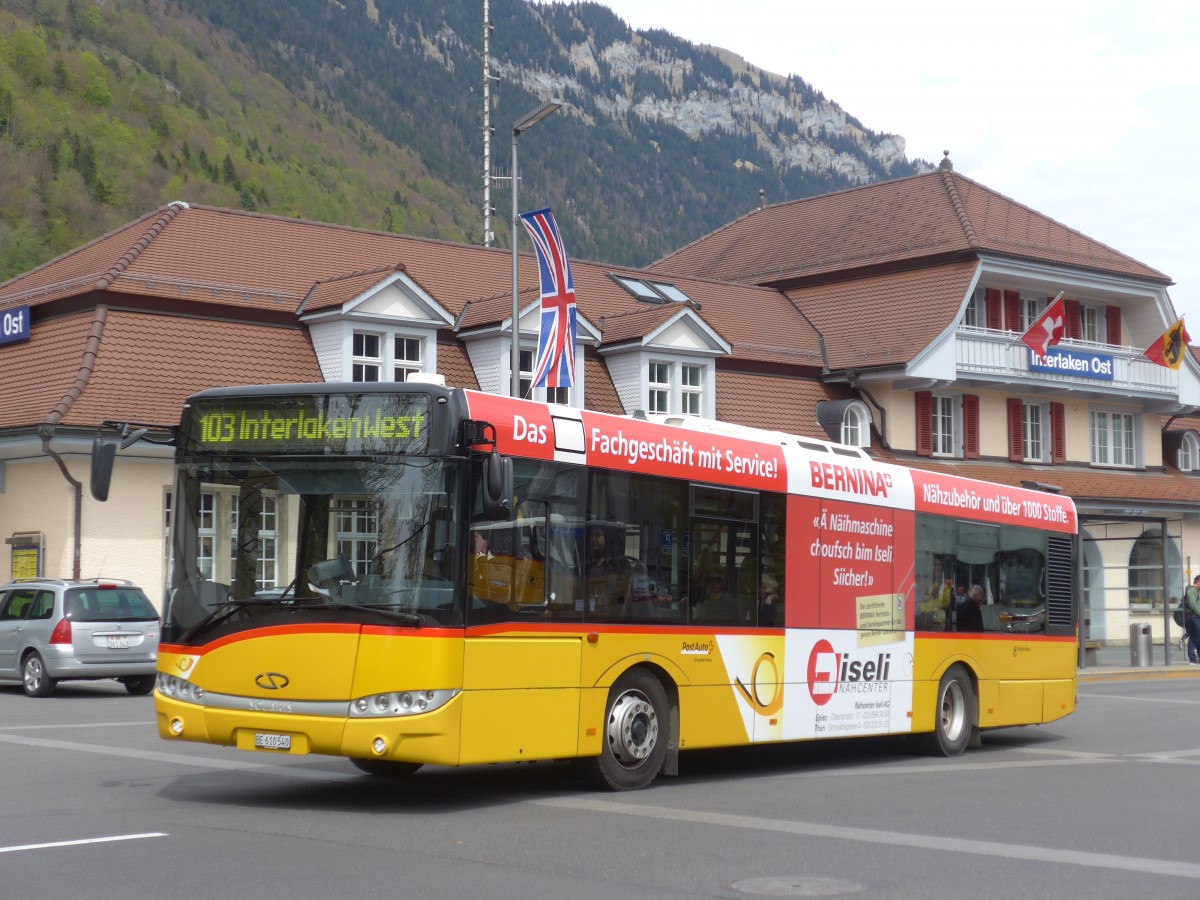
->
xmin=7 ymin=532 xmax=43 ymax=580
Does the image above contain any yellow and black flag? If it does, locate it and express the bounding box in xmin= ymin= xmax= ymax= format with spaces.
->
xmin=1143 ymin=317 xmax=1191 ymax=369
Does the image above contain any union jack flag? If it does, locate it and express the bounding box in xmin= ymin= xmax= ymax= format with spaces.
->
xmin=519 ymin=207 xmax=577 ymax=390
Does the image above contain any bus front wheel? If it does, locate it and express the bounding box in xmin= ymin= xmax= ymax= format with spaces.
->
xmin=917 ymin=664 xmax=974 ymax=757
xmin=585 ymin=669 xmax=669 ymax=791
xmin=350 ymin=758 xmax=423 ymax=777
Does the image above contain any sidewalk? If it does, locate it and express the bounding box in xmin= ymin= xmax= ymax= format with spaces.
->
xmin=1077 ymin=641 xmax=1200 ymax=682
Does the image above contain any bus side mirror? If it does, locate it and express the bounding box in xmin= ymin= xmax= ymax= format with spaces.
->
xmin=90 ymin=438 xmax=117 ymax=502
xmin=482 ymin=452 xmax=513 ymax=520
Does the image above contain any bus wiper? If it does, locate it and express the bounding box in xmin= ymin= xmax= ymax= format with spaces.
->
xmin=177 ymin=596 xmax=277 ymax=644
xmin=312 ymin=603 xmax=424 ymax=627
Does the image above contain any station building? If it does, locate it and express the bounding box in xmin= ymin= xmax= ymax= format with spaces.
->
xmin=1 ymin=156 xmax=1197 ymax=653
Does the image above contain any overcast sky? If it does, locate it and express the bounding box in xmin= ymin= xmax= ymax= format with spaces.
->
xmin=597 ymin=0 xmax=1200 ymax=330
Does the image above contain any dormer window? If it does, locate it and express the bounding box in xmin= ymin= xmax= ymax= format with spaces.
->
xmin=352 ymin=332 xmax=382 ymax=382
xmin=394 ymin=337 xmax=421 ymax=382
xmin=1180 ymin=432 xmax=1200 ymax=472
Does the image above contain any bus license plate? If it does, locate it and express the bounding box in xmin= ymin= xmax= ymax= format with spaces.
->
xmin=107 ymin=636 xmax=129 ymax=649
xmin=254 ymin=733 xmax=291 ymax=751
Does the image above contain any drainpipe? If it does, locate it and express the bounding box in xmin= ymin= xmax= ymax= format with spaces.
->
xmin=36 ymin=426 xmax=83 ymax=580
xmin=40 ymin=305 xmax=108 ymax=580
xmin=846 ymin=369 xmax=893 ymax=452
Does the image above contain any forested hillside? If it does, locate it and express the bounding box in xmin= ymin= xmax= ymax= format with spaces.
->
xmin=0 ymin=0 xmax=928 ymax=282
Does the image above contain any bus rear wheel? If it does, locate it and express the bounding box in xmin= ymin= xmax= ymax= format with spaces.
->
xmin=584 ymin=669 xmax=668 ymax=791
xmin=350 ymin=758 xmax=423 ymax=777
xmin=917 ymin=664 xmax=974 ymax=757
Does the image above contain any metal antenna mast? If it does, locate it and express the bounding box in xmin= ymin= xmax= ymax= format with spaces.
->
xmin=482 ymin=0 xmax=499 ymax=246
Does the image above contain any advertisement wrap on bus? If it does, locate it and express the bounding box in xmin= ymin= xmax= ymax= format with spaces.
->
xmin=90 ymin=382 xmax=1078 ymax=791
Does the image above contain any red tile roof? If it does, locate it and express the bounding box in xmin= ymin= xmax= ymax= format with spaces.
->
xmin=787 ymin=261 xmax=980 ymax=370
xmin=652 ymin=169 xmax=1170 ymax=287
xmin=0 ymin=309 xmax=321 ymax=430
xmin=715 ymin=371 xmax=853 ymax=436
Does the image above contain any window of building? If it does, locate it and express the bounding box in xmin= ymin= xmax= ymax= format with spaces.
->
xmin=197 ymin=491 xmax=216 ymax=579
xmin=1127 ymin=529 xmax=1182 ymax=611
xmin=1020 ymin=295 xmax=1042 ymax=332
xmin=230 ymin=494 xmax=279 ymax=592
xmin=1023 ymin=401 xmax=1044 ymax=462
xmin=931 ymin=395 xmax=955 ymax=457
xmin=394 ymin=337 xmax=422 ymax=382
xmin=519 ymin=349 xmax=570 ymax=404
xmin=352 ymin=332 xmax=381 ymax=382
xmin=842 ymin=405 xmax=864 ymax=447
xmin=680 ymin=365 xmax=702 ymax=415
xmin=336 ymin=498 xmax=378 ymax=578
xmin=1179 ymin=432 xmax=1200 ymax=472
xmin=963 ymin=290 xmax=986 ymax=328
xmin=1090 ymin=410 xmax=1136 ymax=467
xmin=1081 ymin=305 xmax=1101 ymax=343
xmin=648 ymin=362 xmax=670 ymax=414
xmin=612 ymin=275 xmax=694 ymax=305
xmin=916 ymin=392 xmax=978 ymax=459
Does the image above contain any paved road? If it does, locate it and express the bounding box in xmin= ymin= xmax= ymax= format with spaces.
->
xmin=0 ymin=677 xmax=1197 ymax=899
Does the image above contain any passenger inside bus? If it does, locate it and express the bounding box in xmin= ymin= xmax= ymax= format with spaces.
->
xmin=586 ymin=524 xmax=630 ymax=613
xmin=956 ymin=584 xmax=985 ymax=632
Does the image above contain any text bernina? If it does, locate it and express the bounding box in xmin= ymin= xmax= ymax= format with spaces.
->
xmin=248 ymin=699 xmax=294 ymax=713
xmin=810 ymin=461 xmax=891 ymax=497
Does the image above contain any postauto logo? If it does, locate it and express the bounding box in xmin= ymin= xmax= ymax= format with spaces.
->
xmin=806 ymin=639 xmax=892 ymax=706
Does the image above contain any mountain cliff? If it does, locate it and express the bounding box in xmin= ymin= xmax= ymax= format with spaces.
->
xmin=0 ymin=0 xmax=929 ymax=281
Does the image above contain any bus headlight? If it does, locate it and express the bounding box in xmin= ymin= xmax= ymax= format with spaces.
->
xmin=348 ymin=688 xmax=457 ymax=718
xmin=157 ymin=673 xmax=205 ymax=705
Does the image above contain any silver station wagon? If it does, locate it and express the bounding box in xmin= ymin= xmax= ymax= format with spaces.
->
xmin=0 ymin=578 xmax=159 ymax=697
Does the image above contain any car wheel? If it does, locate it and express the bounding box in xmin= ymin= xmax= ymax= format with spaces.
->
xmin=582 ymin=668 xmax=669 ymax=791
xmin=22 ymin=652 xmax=57 ymax=698
xmin=123 ymin=675 xmax=157 ymax=696
xmin=916 ymin=664 xmax=974 ymax=756
xmin=349 ymin=758 xmax=422 ymax=777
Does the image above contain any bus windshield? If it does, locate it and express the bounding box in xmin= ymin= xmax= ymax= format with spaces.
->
xmin=163 ymin=454 xmax=466 ymax=642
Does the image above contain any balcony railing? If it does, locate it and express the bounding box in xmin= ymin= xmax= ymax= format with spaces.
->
xmin=955 ymin=326 xmax=1176 ymax=396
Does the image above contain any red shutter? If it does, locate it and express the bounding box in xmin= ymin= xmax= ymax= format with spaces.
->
xmin=1004 ymin=290 xmax=1021 ymax=333
xmin=1106 ymin=305 xmax=1122 ymax=345
xmin=1050 ymin=402 xmax=1066 ymax=464
xmin=1007 ymin=398 xmax=1024 ymax=461
xmin=985 ymin=288 xmax=1002 ymax=330
xmin=962 ymin=394 xmax=979 ymax=459
xmin=1065 ymin=299 xmax=1081 ymax=340
xmin=915 ymin=391 xmax=932 ymax=457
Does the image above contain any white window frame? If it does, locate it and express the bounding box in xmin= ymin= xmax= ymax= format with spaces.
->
xmin=518 ymin=348 xmax=570 ymax=405
xmin=1179 ymin=432 xmax=1200 ymax=472
xmin=1023 ymin=401 xmax=1049 ymax=463
xmin=680 ymin=364 xmax=702 ymax=416
xmin=1019 ymin=294 xmax=1042 ymax=332
xmin=931 ymin=394 xmax=959 ymax=458
xmin=841 ymin=402 xmax=871 ymax=448
xmin=963 ymin=289 xmax=986 ymax=329
xmin=1090 ymin=409 xmax=1137 ymax=468
xmin=1081 ymin=304 xmax=1101 ymax=344
xmin=648 ymin=362 xmax=670 ymax=414
xmin=393 ymin=336 xmax=422 ymax=382
xmin=352 ymin=331 xmax=382 ymax=383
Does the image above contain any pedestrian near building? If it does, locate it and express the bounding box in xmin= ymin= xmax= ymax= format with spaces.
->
xmin=1186 ymin=576 xmax=1200 ymax=664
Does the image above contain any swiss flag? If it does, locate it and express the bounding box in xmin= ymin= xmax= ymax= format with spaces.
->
xmin=1019 ymin=294 xmax=1066 ymax=357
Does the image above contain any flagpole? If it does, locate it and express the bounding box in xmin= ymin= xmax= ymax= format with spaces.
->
xmin=509 ymin=100 xmax=562 ymax=398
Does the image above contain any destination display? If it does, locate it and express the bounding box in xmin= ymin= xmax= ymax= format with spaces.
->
xmin=180 ymin=393 xmax=432 ymax=455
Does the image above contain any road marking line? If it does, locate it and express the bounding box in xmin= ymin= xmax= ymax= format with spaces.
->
xmin=794 ymin=756 xmax=1111 ymax=776
xmin=0 ymin=833 xmax=167 ymax=854
xmin=537 ymin=797 xmax=1200 ymax=880
xmin=1079 ymin=691 xmax=1200 ymax=705
xmin=0 ymin=733 xmax=358 ymax=782
xmin=0 ymin=721 xmax=155 ymax=731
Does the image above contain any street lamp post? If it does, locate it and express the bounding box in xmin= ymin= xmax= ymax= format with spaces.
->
xmin=510 ymin=99 xmax=563 ymax=397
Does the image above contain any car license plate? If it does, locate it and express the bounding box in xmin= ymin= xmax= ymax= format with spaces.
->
xmin=107 ymin=635 xmax=130 ymax=649
xmin=254 ymin=733 xmax=291 ymax=751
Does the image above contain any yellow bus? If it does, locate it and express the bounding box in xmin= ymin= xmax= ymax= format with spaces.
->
xmin=119 ymin=382 xmax=1077 ymax=790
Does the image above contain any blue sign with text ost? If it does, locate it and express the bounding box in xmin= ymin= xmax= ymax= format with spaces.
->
xmin=1028 ymin=346 xmax=1115 ymax=380
xmin=0 ymin=305 xmax=30 ymax=346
